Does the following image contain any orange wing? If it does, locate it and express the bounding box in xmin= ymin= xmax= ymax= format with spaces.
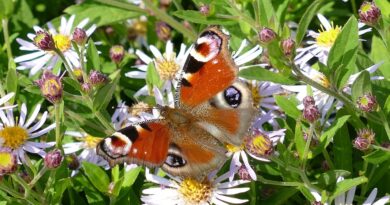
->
xmin=97 ymin=121 xmax=170 ymax=168
xmin=178 ymin=27 xmax=237 ymax=107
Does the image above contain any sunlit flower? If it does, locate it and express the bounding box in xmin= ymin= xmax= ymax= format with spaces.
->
xmin=0 ymin=104 xmax=55 ymax=163
xmin=310 ymin=177 xmax=390 ymax=205
xmin=295 ymin=14 xmax=371 ymax=67
xmin=0 ymin=147 xmax=17 ymax=175
xmin=141 ymin=168 xmax=250 ymax=205
xmin=14 ymin=15 xmax=96 ymax=76
xmin=226 ymin=111 xmax=285 ymax=181
xmin=283 ymin=63 xmax=383 ymax=124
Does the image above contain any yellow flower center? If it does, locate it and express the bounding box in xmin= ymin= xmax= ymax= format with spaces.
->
xmin=245 ymin=134 xmax=273 ymax=157
xmin=155 ymin=53 xmax=180 ymax=81
xmin=0 ymin=126 xmax=28 ymax=149
xmin=84 ymin=135 xmax=103 ymax=149
xmin=314 ymin=73 xmax=330 ymax=88
xmin=43 ymin=79 xmax=61 ymax=95
xmin=133 ymin=20 xmax=147 ymax=36
xmin=226 ymin=143 xmax=244 ymax=153
xmin=250 ymin=82 xmax=262 ymax=108
xmin=53 ymin=34 xmax=71 ymax=52
xmin=360 ymin=4 xmax=372 ymax=13
xmin=0 ymin=152 xmax=13 ymax=167
xmin=179 ymin=178 xmax=211 ymax=204
xmin=130 ymin=102 xmax=151 ymax=117
xmin=316 ymin=24 xmax=342 ymax=47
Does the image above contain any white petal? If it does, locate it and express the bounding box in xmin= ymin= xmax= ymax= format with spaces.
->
xmin=0 ymin=93 xmax=14 ymax=106
xmin=14 ymin=51 xmax=46 ymax=63
xmin=214 ymin=193 xmax=248 ymax=204
xmin=149 ymin=45 xmax=163 ymax=60
xmin=18 ymin=103 xmax=27 ymax=126
xmin=24 ymin=104 xmax=41 ymax=128
xmin=65 ymin=15 xmax=76 ymax=35
xmin=317 ymin=14 xmax=332 ymax=31
xmin=373 ymin=196 xmax=390 ymax=205
xmin=363 ymin=188 xmax=378 ymax=205
xmin=218 ymin=180 xmax=250 ymax=189
xmin=29 ymin=123 xmax=56 ymax=138
xmin=125 ymin=71 xmax=147 ymax=79
xmin=216 ymin=187 xmax=250 ymax=195
xmin=76 ymin=18 xmax=89 ymax=29
xmin=136 ymin=50 xmax=153 ymax=64
xmin=27 ymin=111 xmax=48 ymax=133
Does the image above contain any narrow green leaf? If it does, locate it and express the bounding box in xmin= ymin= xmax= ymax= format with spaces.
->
xmin=329 ymin=177 xmax=368 ymax=201
xmin=122 ymin=167 xmax=142 ymax=188
xmin=239 ymin=67 xmax=297 ymax=85
xmin=82 ymin=162 xmax=110 ymax=193
xmin=363 ymin=149 xmax=390 ymax=164
xmin=145 ymin=63 xmax=164 ymax=91
xmin=327 ymin=16 xmax=359 ymax=72
xmin=173 ymin=10 xmax=235 ymax=25
xmin=351 ymin=71 xmax=371 ymax=102
xmin=384 ymin=95 xmax=390 ymax=118
xmin=87 ymin=39 xmax=100 ymax=72
xmin=295 ymin=0 xmax=323 ymax=45
xmin=315 ymin=115 xmax=350 ymax=155
xmin=257 ymin=0 xmax=277 ymax=28
xmin=93 ymin=74 xmax=119 ymax=111
xmin=5 ymin=61 xmax=17 ymax=104
xmin=52 ymin=178 xmax=71 ymax=204
xmin=294 ymin=122 xmax=305 ymax=159
xmin=274 ymin=95 xmax=301 ymax=119
xmin=333 ymin=124 xmax=352 ymax=172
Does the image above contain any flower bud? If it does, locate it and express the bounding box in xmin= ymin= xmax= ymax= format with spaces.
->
xmin=303 ymin=96 xmax=316 ymax=107
xmin=237 ymin=165 xmax=251 ymax=181
xmin=73 ymin=68 xmax=84 ymax=83
xmin=81 ymin=82 xmax=92 ymax=93
xmin=44 ymin=149 xmax=63 ymax=169
xmin=353 ymin=137 xmax=370 ymax=151
xmin=303 ymin=104 xmax=320 ymax=123
xmin=109 ymin=45 xmax=125 ymax=64
xmin=89 ymin=70 xmax=108 ymax=86
xmin=259 ymin=27 xmax=277 ymax=44
xmin=357 ymin=93 xmax=377 ymax=112
xmin=359 ymin=1 xmax=381 ymax=26
xmin=34 ymin=30 xmax=55 ymax=51
xmin=199 ymin=4 xmax=210 ymax=16
xmin=353 ymin=128 xmax=375 ymax=151
xmin=0 ymin=148 xmax=17 ymax=175
xmin=245 ymin=132 xmax=273 ymax=159
xmin=156 ymin=21 xmax=171 ymax=41
xmin=72 ymin=27 xmax=87 ymax=45
xmin=35 ymin=71 xmax=63 ymax=104
xmin=281 ymin=38 xmax=295 ymax=57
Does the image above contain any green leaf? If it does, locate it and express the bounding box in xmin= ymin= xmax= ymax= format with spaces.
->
xmin=294 ymin=122 xmax=305 ymax=159
xmin=87 ymin=39 xmax=100 ymax=72
xmin=261 ymin=187 xmax=298 ymax=204
xmin=52 ymin=178 xmax=72 ymax=204
xmin=173 ymin=10 xmax=235 ymax=25
xmin=122 ymin=167 xmax=142 ymax=188
xmin=257 ymin=0 xmax=277 ymax=28
xmin=0 ymin=0 xmax=14 ymax=19
xmin=5 ymin=62 xmax=17 ymax=104
xmin=351 ymin=71 xmax=371 ymax=103
xmin=333 ymin=123 xmax=352 ymax=172
xmin=384 ymin=95 xmax=390 ymax=118
xmin=82 ymin=162 xmax=110 ymax=193
xmin=93 ymin=72 xmax=119 ymax=111
xmin=145 ymin=63 xmax=164 ymax=91
xmin=274 ymin=95 xmax=301 ymax=119
xmin=363 ymin=149 xmax=390 ymax=164
xmin=64 ymin=1 xmax=141 ymax=26
xmin=327 ymin=16 xmax=359 ymax=72
xmin=315 ymin=116 xmax=350 ymax=155
xmin=239 ymin=67 xmax=297 ymax=85
xmin=295 ymin=0 xmax=323 ymax=45
xmin=329 ymin=176 xmax=368 ymax=201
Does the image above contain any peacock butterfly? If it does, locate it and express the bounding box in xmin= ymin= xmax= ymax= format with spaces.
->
xmin=97 ymin=26 xmax=255 ymax=178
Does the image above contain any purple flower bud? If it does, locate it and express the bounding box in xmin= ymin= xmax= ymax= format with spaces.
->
xmin=89 ymin=70 xmax=108 ymax=86
xmin=303 ymin=104 xmax=320 ymax=123
xmin=199 ymin=4 xmax=210 ymax=16
xmin=359 ymin=1 xmax=381 ymax=26
xmin=303 ymin=96 xmax=316 ymax=107
xmin=259 ymin=27 xmax=277 ymax=44
xmin=34 ymin=30 xmax=55 ymax=51
xmin=81 ymin=82 xmax=92 ymax=93
xmin=237 ymin=165 xmax=251 ymax=181
xmin=281 ymin=38 xmax=295 ymax=57
xmin=72 ymin=27 xmax=87 ymax=45
xmin=357 ymin=93 xmax=377 ymax=112
xmin=44 ymin=149 xmax=63 ymax=169
xmin=353 ymin=137 xmax=370 ymax=151
xmin=35 ymin=71 xmax=63 ymax=104
xmin=109 ymin=45 xmax=125 ymax=64
xmin=155 ymin=21 xmax=171 ymax=41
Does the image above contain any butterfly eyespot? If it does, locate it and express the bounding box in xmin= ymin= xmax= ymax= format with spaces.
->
xmin=223 ymin=86 xmax=242 ymax=108
xmin=165 ymin=153 xmax=187 ymax=168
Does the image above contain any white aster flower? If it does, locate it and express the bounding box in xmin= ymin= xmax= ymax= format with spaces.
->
xmin=295 ymin=14 xmax=371 ymax=67
xmin=14 ymin=15 xmax=97 ymax=76
xmin=125 ymin=41 xmax=191 ymax=97
xmin=63 ymin=131 xmax=109 ymax=172
xmin=283 ymin=63 xmax=383 ymax=124
xmin=227 ymin=111 xmax=286 ymax=181
xmin=0 ymin=103 xmax=55 ymax=163
xmin=141 ymin=167 xmax=250 ymax=205
xmin=310 ymin=177 xmax=390 ymax=205
xmin=0 ymin=93 xmax=17 ymax=110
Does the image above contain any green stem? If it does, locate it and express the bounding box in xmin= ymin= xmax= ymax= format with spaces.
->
xmin=302 ymin=124 xmax=314 ymax=169
xmin=143 ymin=0 xmax=197 ymax=41
xmin=54 ymin=49 xmax=78 ymax=80
xmin=94 ymin=0 xmax=146 ymax=13
xmin=257 ymin=175 xmax=303 ymax=187
xmin=11 ymin=174 xmax=43 ymax=203
xmin=350 ymin=0 xmax=358 ymax=17
xmin=2 ymin=18 xmax=13 ymax=62
xmin=378 ymin=109 xmax=390 ymax=141
xmin=54 ymin=103 xmax=63 ymax=149
xmin=360 ymin=160 xmax=370 ymax=196
xmin=78 ymin=44 xmax=89 ymax=83
xmin=96 ymin=111 xmax=115 ymax=133
xmin=28 ymin=167 xmax=48 ymax=188
xmin=322 ymin=149 xmax=335 ymax=170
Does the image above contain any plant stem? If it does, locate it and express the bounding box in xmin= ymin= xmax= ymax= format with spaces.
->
xmin=322 ymin=149 xmax=335 ymax=170
xmin=28 ymin=167 xmax=48 ymax=188
xmin=257 ymin=175 xmax=303 ymax=187
xmin=302 ymin=124 xmax=314 ymax=169
xmin=11 ymin=174 xmax=43 ymax=204
xmin=2 ymin=18 xmax=13 ymax=62
xmin=350 ymin=0 xmax=358 ymax=17
xmin=54 ymin=103 xmax=63 ymax=150
xmin=143 ymin=0 xmax=197 ymax=41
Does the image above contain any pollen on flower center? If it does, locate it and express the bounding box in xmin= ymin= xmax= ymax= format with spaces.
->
xmin=0 ymin=126 xmax=28 ymax=149
xmin=53 ymin=34 xmax=71 ymax=52
xmin=249 ymin=83 xmax=262 ymax=107
xmin=316 ymin=24 xmax=341 ymax=47
xmin=0 ymin=153 xmax=12 ymax=167
xmin=226 ymin=143 xmax=244 ymax=153
xmin=245 ymin=133 xmax=273 ymax=157
xmin=155 ymin=53 xmax=180 ymax=81
xmin=179 ymin=178 xmax=212 ymax=204
xmin=84 ymin=135 xmax=103 ymax=148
